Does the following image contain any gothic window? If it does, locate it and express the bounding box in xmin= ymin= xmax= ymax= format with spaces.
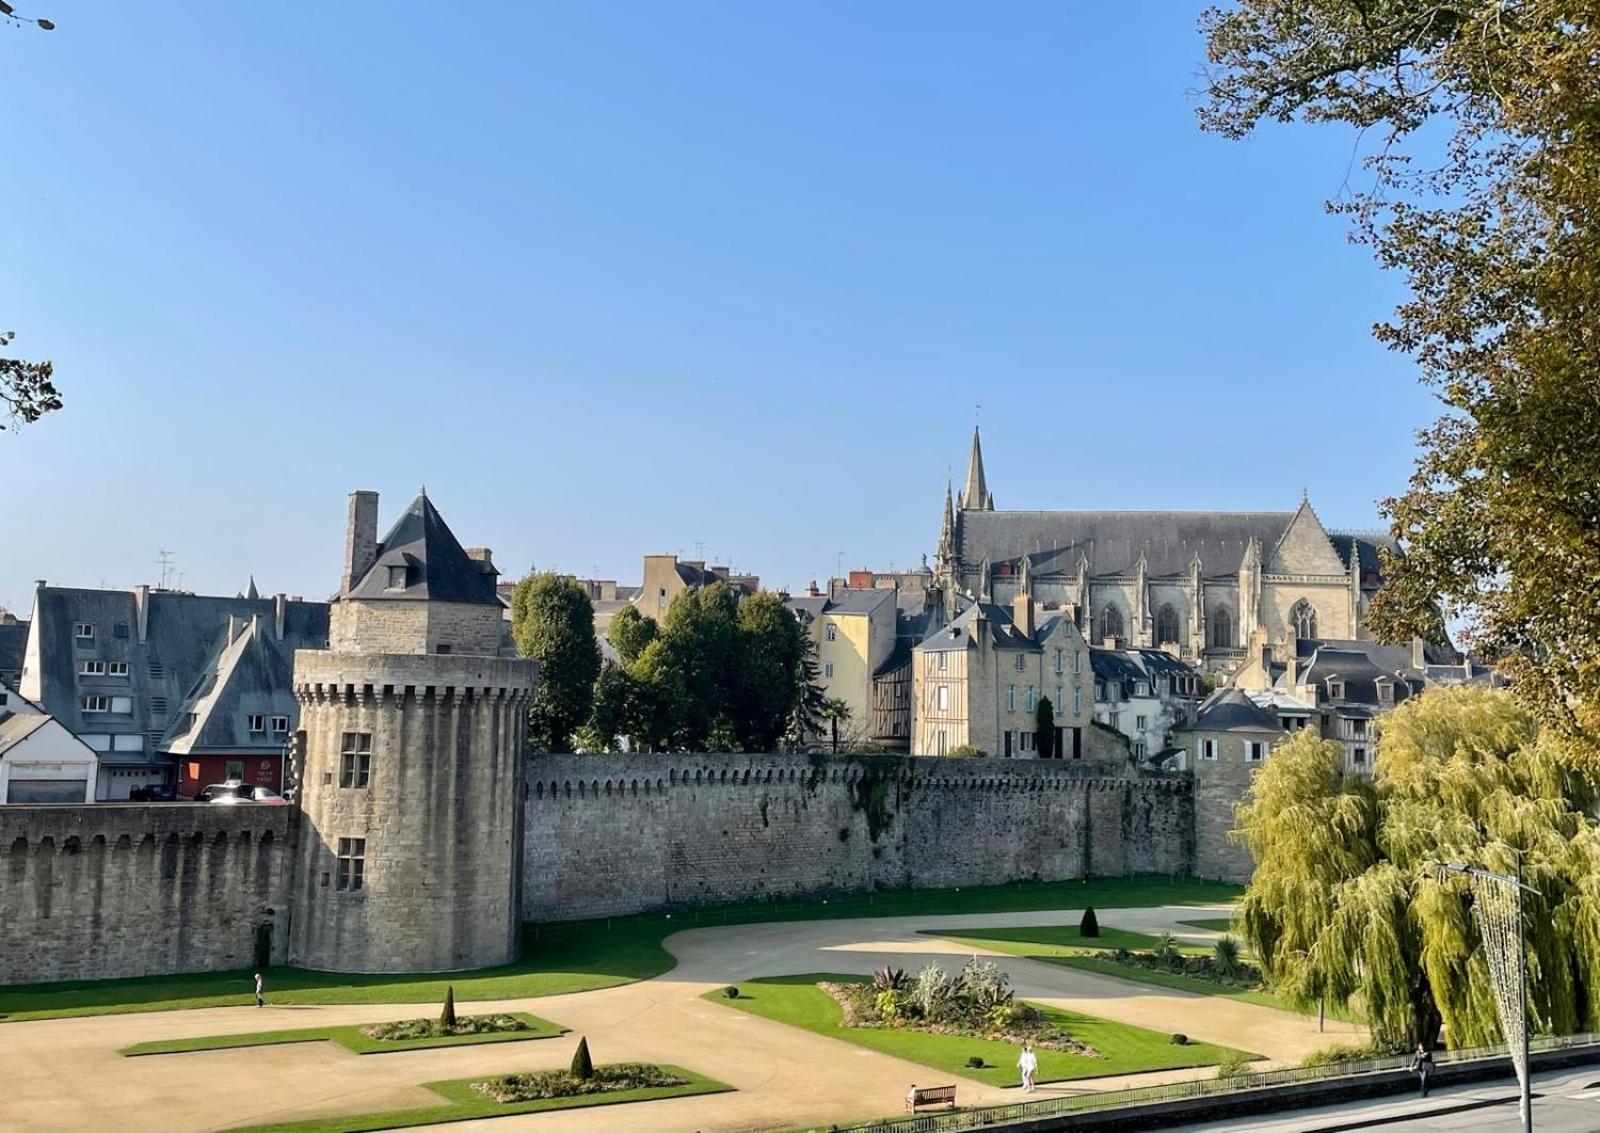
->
xmin=1209 ymin=607 xmax=1233 ymax=649
xmin=1290 ymin=599 xmax=1318 ymax=639
xmin=1155 ymin=604 xmax=1180 ymax=646
xmin=1100 ymin=604 xmax=1125 ymax=641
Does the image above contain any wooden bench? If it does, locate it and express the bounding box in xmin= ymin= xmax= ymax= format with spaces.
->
xmin=906 ymin=1084 xmax=957 ymax=1112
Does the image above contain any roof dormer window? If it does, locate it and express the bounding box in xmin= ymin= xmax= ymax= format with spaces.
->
xmin=1327 ymin=677 xmax=1344 ymax=700
xmin=387 ymin=565 xmax=408 ymax=591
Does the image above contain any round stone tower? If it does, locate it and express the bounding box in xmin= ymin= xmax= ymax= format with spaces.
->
xmin=288 ymin=490 xmax=537 ymax=973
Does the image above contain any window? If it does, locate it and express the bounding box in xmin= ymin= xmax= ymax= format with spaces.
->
xmin=225 ymin=759 xmax=245 ymax=780
xmin=1155 ymin=604 xmax=1180 ymax=646
xmin=936 ymin=685 xmax=949 ymax=712
xmin=78 ymin=660 xmax=106 ymax=676
xmin=435 ymin=644 xmax=452 ymax=655
xmin=1135 ymin=681 xmax=1150 ymax=697
xmin=1245 ymin=741 xmax=1267 ymax=762
xmin=1073 ymin=687 xmax=1083 ymax=715
xmin=824 ymin=662 xmax=835 ymax=678
xmin=1353 ymin=747 xmax=1367 ymax=766
xmin=113 ymin=622 xmax=129 ymax=639
xmin=271 ymin=715 xmax=290 ymax=733
xmin=1328 ymin=679 xmax=1345 ymax=700
xmin=108 ymin=661 xmax=129 ymax=677
xmin=1377 ymin=678 xmax=1394 ymax=705
xmin=825 ymin=624 xmax=837 ymax=642
xmin=1056 ymin=685 xmax=1063 ymax=711
xmin=336 ymin=837 xmax=366 ymax=890
xmin=386 ymin=565 xmax=407 ymax=590
xmin=1074 ymin=650 xmax=1083 ymax=674
xmin=1350 ymin=717 xmax=1367 ymax=737
xmin=247 ymin=714 xmax=266 ymax=734
xmin=1290 ymin=599 xmax=1318 ymax=639
xmin=936 ymin=732 xmax=947 ymax=756
xmin=81 ymin=695 xmax=110 ymax=713
xmin=1100 ymin=605 xmax=1124 ymax=641
xmin=1133 ymin=741 xmax=1147 ymax=759
xmin=75 ymin=623 xmax=95 ymax=641
xmin=657 ymin=587 xmax=668 ymax=609
xmin=1200 ymin=738 xmax=1218 ymax=760
xmin=1054 ymin=649 xmax=1063 ymax=674
xmin=938 ymin=652 xmax=947 ymax=671
xmin=1025 ymin=685 xmax=1036 ymax=711
xmin=340 ymin=732 xmax=372 ymax=788
xmin=1136 ymin=715 xmax=1148 ymax=731
xmin=1015 ymin=654 xmax=1025 ymax=672
xmin=1007 ymin=684 xmax=1016 ymax=712
xmin=1209 ymin=607 xmax=1233 ymax=649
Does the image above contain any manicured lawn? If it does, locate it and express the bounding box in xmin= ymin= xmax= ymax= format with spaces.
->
xmin=920 ymin=924 xmax=1207 ymax=955
xmin=0 ymin=877 xmax=1240 ymax=1023
xmin=121 ymin=1011 xmax=563 ymax=1056
xmin=224 ymin=1065 xmax=730 ymax=1133
xmin=1177 ymin=918 xmax=1237 ymax=933
xmin=706 ymin=974 xmax=1253 ymax=1089
xmin=1040 ymin=955 xmax=1361 ymax=1023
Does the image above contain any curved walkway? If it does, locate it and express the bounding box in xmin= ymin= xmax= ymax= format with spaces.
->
xmin=0 ymin=903 xmax=1363 ymax=1133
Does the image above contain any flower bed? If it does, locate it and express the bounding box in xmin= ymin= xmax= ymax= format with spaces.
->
xmin=1105 ymin=945 xmax=1261 ymax=990
xmin=473 ymin=1063 xmax=688 ymax=1102
xmin=820 ymin=958 xmax=1098 ymax=1057
xmin=361 ymin=1013 xmax=533 ymax=1042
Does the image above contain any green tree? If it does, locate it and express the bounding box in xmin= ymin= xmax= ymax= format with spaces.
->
xmin=820 ymin=697 xmax=852 ymax=754
xmin=607 ymin=603 xmax=657 ymax=666
xmin=656 ymin=583 xmax=740 ymax=750
xmin=785 ymin=631 xmax=827 ymax=751
xmin=439 ymin=985 xmax=457 ymax=1029
xmin=1035 ymin=696 xmax=1055 ymax=758
xmin=1 ymin=329 xmax=61 ymax=432
xmin=511 ymin=572 xmax=601 ymax=753
xmin=732 ymin=592 xmax=807 ymax=752
xmin=580 ymin=661 xmax=639 ymax=752
xmin=1234 ymin=686 xmax=1600 ymax=1049
xmin=1199 ymin=1 xmax=1600 ymax=750
xmin=628 ymin=638 xmax=687 ymax=751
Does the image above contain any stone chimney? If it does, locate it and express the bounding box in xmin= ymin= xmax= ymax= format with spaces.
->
xmin=1411 ymin=636 xmax=1427 ymax=670
xmin=1012 ymin=591 xmax=1035 ymax=639
xmin=806 ymin=580 xmax=821 ymax=597
xmin=465 ymin=547 xmax=496 ymax=573
xmin=274 ymin=593 xmax=287 ymax=641
xmin=343 ymin=490 xmax=380 ymax=596
xmin=133 ymin=583 xmax=151 ymax=642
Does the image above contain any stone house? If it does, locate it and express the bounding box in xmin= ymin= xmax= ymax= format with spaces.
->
xmin=634 ymin=554 xmax=758 ymax=623
xmin=911 ymin=566 xmax=1106 ymax=759
xmin=1183 ymin=687 xmax=1284 ymax=881
xmin=785 ymin=586 xmax=898 ymax=749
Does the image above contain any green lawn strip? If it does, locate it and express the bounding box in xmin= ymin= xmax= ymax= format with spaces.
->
xmin=1177 ymin=918 xmax=1237 ymax=933
xmin=919 ymin=924 xmax=1208 ymax=956
xmin=706 ymin=974 xmax=1253 ymax=1089
xmin=120 ymin=1012 xmax=563 ymax=1057
xmin=224 ymin=1065 xmax=730 ymax=1133
xmin=1044 ymin=955 xmax=1361 ymax=1023
xmin=0 ymin=877 xmax=1240 ymax=1023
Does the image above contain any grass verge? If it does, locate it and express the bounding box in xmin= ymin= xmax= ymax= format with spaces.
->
xmin=1177 ymin=918 xmax=1236 ymax=933
xmin=121 ymin=1011 xmax=563 ymax=1056
xmin=707 ymin=973 xmax=1254 ymax=1089
xmin=224 ymin=1064 xmax=729 ymax=1133
xmin=919 ymin=924 xmax=1207 ymax=955
xmin=0 ymin=876 xmax=1239 ymax=1023
xmin=1042 ymin=955 xmax=1360 ymax=1023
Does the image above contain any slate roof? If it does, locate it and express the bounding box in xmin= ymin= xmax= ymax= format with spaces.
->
xmin=0 ymin=618 xmax=27 ymax=683
xmin=957 ymin=510 xmax=1295 ymax=578
xmin=1295 ymin=645 xmax=1422 ymax=709
xmin=914 ymin=601 xmax=1071 ymax=653
xmin=825 ymin=588 xmax=898 ymax=617
xmin=346 ymin=492 xmax=500 ymax=605
xmin=1185 ymin=687 xmax=1283 ymax=733
xmin=23 ymin=586 xmax=329 ymax=747
xmin=163 ymin=617 xmax=297 ymax=756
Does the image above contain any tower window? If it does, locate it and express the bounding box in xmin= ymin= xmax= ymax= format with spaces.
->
xmin=1290 ymin=599 xmax=1318 ymax=639
xmin=1100 ymin=605 xmax=1125 ymax=641
xmin=1209 ymin=608 xmax=1233 ymax=649
xmin=387 ymin=565 xmax=408 ymax=590
xmin=1155 ymin=604 xmax=1180 ymax=647
xmin=340 ymin=732 xmax=372 ymax=788
xmin=336 ymin=837 xmax=366 ymax=891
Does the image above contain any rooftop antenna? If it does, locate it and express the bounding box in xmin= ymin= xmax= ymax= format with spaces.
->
xmin=156 ymin=549 xmax=176 ymax=590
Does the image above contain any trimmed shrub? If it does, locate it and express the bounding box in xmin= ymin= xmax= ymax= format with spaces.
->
xmin=966 ymin=1055 xmax=986 ymax=1069
xmin=570 ymin=1036 xmax=593 ymax=1081
xmin=1080 ymin=906 xmax=1099 ymax=938
xmin=1300 ymin=1042 xmax=1385 ymax=1068
xmin=1170 ymin=1033 xmax=1189 ymax=1046
xmin=440 ymin=986 xmax=457 ymax=1029
xmin=722 ymin=986 xmax=740 ymax=999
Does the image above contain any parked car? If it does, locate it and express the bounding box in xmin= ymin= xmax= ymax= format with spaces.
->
xmin=128 ymin=784 xmax=177 ymax=801
xmin=195 ymin=780 xmax=287 ymax=805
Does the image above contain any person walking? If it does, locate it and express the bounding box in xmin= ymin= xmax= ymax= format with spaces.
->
xmin=1409 ymin=1043 xmax=1433 ymax=1097
xmin=1018 ymin=1042 xmax=1038 ymax=1093
xmin=253 ymin=971 xmax=265 ymax=1008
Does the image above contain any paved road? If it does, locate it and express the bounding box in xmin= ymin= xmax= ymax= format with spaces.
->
xmin=0 ymin=902 xmax=1359 ymax=1133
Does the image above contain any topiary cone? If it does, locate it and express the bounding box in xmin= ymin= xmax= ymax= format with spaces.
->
xmin=440 ymin=985 xmax=457 ymax=1028
xmin=1080 ymin=906 xmax=1099 ymax=938
xmin=570 ymin=1035 xmax=594 ymax=1080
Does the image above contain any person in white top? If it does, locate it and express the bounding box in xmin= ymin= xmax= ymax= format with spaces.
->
xmin=1018 ymin=1043 xmax=1038 ymax=1092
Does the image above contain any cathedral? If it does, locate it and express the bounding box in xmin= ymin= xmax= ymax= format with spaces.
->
xmin=933 ymin=428 xmax=1395 ymax=670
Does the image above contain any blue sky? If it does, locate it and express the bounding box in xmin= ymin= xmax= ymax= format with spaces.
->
xmin=0 ymin=2 xmax=1437 ymax=612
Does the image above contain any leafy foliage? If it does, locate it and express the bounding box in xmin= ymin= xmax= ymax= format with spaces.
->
xmin=0 ymin=329 xmax=60 ymax=432
xmin=1199 ymin=1 xmax=1600 ymax=752
xmin=511 ymin=573 xmax=601 ymax=753
xmin=360 ymin=1012 xmax=529 ymax=1041
xmin=475 ymin=1061 xmax=685 ymax=1102
xmin=820 ymin=697 xmax=852 ymax=753
xmin=569 ymin=1035 xmax=593 ymax=1081
xmin=1234 ymin=686 xmax=1600 ymax=1048
xmin=606 ymin=604 xmax=657 ymax=666
xmin=1212 ymin=936 xmax=1242 ymax=978
xmin=785 ymin=631 xmax=827 ymax=750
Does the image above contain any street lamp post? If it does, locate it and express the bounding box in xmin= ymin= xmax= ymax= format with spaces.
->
xmin=1436 ymin=859 xmax=1536 ymax=1133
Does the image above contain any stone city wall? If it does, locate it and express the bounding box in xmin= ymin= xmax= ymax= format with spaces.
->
xmin=0 ymin=804 xmax=292 ymax=986
xmin=522 ymin=753 xmax=1192 ymax=921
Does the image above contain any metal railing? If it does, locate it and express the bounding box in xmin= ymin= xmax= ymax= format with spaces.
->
xmin=824 ymin=1031 xmax=1600 ymax=1133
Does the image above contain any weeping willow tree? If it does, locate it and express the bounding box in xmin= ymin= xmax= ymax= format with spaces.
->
xmin=1236 ymin=686 xmax=1600 ymax=1049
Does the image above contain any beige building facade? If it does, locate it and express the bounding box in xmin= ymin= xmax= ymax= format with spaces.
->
xmin=787 ymin=587 xmax=898 ymax=748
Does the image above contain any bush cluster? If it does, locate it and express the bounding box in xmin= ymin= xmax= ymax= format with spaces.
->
xmin=361 ymin=1013 xmax=531 ymax=1042
xmin=1105 ymin=935 xmax=1261 ymax=990
xmin=474 ymin=1063 xmax=687 ymax=1103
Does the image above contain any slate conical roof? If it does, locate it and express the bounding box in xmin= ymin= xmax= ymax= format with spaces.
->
xmin=960 ymin=426 xmax=994 ymax=511
xmin=345 ymin=492 xmax=500 ymax=605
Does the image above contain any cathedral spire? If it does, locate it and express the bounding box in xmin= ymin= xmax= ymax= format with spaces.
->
xmin=959 ymin=426 xmax=994 ymax=511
